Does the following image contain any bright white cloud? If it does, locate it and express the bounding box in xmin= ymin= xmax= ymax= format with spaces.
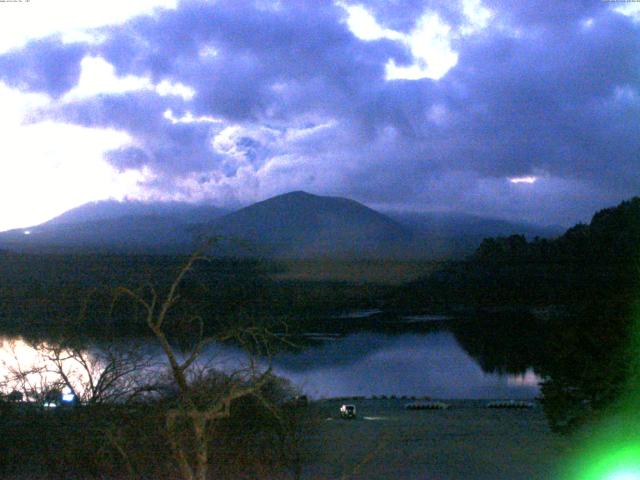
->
xmin=461 ymin=0 xmax=493 ymax=35
xmin=61 ymin=29 xmax=108 ymax=46
xmin=211 ymin=124 xmax=278 ymax=161
xmin=509 ymin=176 xmax=538 ymax=184
xmin=0 ymin=82 xmax=146 ymax=231
xmin=385 ymin=13 xmax=458 ymax=81
xmin=341 ymin=2 xmax=493 ymax=81
xmin=156 ymin=80 xmax=195 ymax=100
xmin=284 ymin=121 xmax=337 ymax=142
xmin=0 ymin=0 xmax=177 ymax=54
xmin=341 ymin=3 xmax=403 ymax=41
xmin=64 ymin=56 xmax=195 ymax=102
xmin=63 ymin=56 xmax=152 ymax=101
xmin=613 ymin=2 xmax=640 ymax=22
xmin=163 ymin=109 xmax=222 ymax=124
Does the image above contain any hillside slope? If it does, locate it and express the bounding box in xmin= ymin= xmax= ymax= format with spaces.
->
xmin=199 ymin=191 xmax=416 ymax=258
xmin=0 ymin=200 xmax=226 ymax=254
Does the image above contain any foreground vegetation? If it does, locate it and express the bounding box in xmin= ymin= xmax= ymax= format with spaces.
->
xmin=0 ymin=379 xmax=311 ymax=479
xmin=270 ymin=259 xmax=441 ymax=285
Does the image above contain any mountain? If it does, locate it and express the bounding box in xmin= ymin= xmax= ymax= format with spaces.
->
xmin=386 ymin=211 xmax=563 ymax=239
xmin=0 ymin=200 xmax=227 ymax=254
xmin=396 ymin=196 xmax=640 ymax=308
xmin=383 ymin=211 xmax=562 ymax=258
xmin=0 ymin=193 xmax=562 ymax=258
xmin=43 ymin=200 xmax=227 ymax=227
xmin=196 ymin=191 xmax=417 ymax=258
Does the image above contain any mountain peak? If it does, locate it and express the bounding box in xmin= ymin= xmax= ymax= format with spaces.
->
xmin=205 ymin=191 xmax=411 ymax=258
xmin=266 ymin=190 xmax=322 ymax=202
xmin=281 ymin=190 xmax=315 ymax=197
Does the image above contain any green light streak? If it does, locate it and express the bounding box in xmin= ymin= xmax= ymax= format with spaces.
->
xmin=558 ymin=298 xmax=640 ymax=480
xmin=582 ymin=445 xmax=640 ymax=480
xmin=558 ymin=411 xmax=640 ymax=479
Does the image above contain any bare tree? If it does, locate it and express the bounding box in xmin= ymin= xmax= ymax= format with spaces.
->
xmin=0 ymin=247 xmax=306 ymax=479
xmin=38 ymin=341 xmax=156 ymax=404
xmin=116 ymin=250 xmax=281 ymax=480
xmin=1 ymin=340 xmax=53 ymax=404
xmin=1 ymin=336 xmax=156 ymax=407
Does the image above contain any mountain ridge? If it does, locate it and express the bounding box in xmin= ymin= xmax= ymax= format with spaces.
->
xmin=198 ymin=191 xmax=415 ymax=258
xmin=0 ymin=192 xmax=560 ymax=258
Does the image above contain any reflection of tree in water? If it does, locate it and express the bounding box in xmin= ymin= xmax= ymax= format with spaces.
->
xmin=412 ymin=197 xmax=640 ymax=433
xmin=450 ymin=302 xmax=638 ymax=434
xmin=447 ymin=311 xmax=550 ymax=376
xmin=537 ymin=302 xmax=636 ymax=433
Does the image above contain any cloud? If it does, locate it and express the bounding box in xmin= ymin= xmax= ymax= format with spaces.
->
xmin=0 ymin=37 xmax=87 ymax=98
xmin=0 ymin=0 xmax=638 ymax=226
xmin=0 ymin=0 xmax=177 ymax=54
xmin=0 ymin=82 xmax=143 ymax=231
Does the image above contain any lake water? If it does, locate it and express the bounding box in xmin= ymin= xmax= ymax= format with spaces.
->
xmin=272 ymin=331 xmax=539 ymax=399
xmin=0 ymin=328 xmax=540 ymax=400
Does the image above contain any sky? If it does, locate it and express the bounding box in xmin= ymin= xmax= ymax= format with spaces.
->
xmin=0 ymin=0 xmax=638 ymax=231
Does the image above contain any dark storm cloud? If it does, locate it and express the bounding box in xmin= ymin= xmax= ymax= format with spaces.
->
xmin=0 ymin=37 xmax=87 ymax=98
xmin=0 ymin=0 xmax=638 ymax=225
xmin=106 ymin=146 xmax=151 ymax=171
xmin=98 ymin=0 xmax=406 ymax=122
xmin=441 ymin=8 xmax=640 ymax=180
xmin=324 ymin=2 xmax=639 ymax=223
xmin=51 ymin=90 xmax=225 ymax=174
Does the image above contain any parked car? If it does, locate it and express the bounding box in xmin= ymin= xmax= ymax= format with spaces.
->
xmin=340 ymin=404 xmax=356 ymax=419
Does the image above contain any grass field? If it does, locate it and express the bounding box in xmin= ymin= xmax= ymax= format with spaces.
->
xmin=271 ymin=259 xmax=445 ymax=285
xmin=303 ymin=399 xmax=573 ymax=480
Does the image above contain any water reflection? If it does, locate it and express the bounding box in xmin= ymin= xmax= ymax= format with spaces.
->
xmin=271 ymin=332 xmax=540 ymax=399
xmin=0 ymin=337 xmax=157 ymax=402
xmin=0 ymin=330 xmax=541 ymax=401
xmin=0 ymin=338 xmax=70 ymax=396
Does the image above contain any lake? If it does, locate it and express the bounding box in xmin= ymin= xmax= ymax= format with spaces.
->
xmin=272 ymin=331 xmax=540 ymax=399
xmin=0 ymin=326 xmax=541 ymax=400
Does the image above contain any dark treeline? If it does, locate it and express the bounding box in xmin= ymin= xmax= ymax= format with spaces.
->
xmin=394 ymin=197 xmax=640 ymax=309
xmin=0 ymin=252 xmax=384 ymax=343
xmin=398 ymin=197 xmax=640 ymax=432
xmin=0 ymin=254 xmax=270 ymax=335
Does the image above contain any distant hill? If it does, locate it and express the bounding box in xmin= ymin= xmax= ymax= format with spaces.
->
xmin=44 ymin=200 xmax=228 ymax=227
xmin=0 ymin=200 xmax=227 ymax=254
xmin=196 ymin=191 xmax=417 ymax=259
xmin=395 ymin=196 xmax=640 ymax=308
xmin=387 ymin=211 xmax=562 ymax=239
xmin=0 ymin=193 xmax=562 ymax=258
xmin=383 ymin=211 xmax=562 ymax=259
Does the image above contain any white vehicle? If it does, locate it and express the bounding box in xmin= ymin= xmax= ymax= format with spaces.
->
xmin=340 ymin=404 xmax=356 ymax=419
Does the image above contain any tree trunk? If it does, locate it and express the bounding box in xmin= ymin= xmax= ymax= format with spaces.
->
xmin=167 ymin=412 xmax=195 ymax=480
xmin=193 ymin=413 xmax=209 ymax=480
